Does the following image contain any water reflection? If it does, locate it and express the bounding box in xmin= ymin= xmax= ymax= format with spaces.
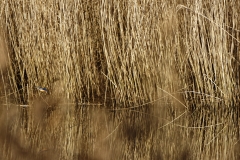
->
xmin=0 ymin=99 xmax=193 ymax=160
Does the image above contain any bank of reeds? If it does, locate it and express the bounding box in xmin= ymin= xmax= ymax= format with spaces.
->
xmin=1 ymin=0 xmax=181 ymax=105
xmin=0 ymin=0 xmax=240 ymax=159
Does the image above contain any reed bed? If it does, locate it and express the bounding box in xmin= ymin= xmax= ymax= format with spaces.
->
xmin=0 ymin=0 xmax=240 ymax=159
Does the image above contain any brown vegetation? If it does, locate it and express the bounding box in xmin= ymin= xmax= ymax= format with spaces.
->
xmin=0 ymin=0 xmax=240 ymax=159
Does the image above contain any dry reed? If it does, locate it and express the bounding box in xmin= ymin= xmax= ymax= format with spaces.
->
xmin=0 ymin=0 xmax=240 ymax=159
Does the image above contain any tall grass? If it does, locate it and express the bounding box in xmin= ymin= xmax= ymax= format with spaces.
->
xmin=1 ymin=0 xmax=181 ymax=105
xmin=0 ymin=0 xmax=240 ymax=159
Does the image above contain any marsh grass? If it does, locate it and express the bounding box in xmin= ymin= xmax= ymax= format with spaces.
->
xmin=0 ymin=0 xmax=240 ymax=159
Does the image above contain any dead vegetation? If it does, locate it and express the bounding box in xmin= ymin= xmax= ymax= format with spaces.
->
xmin=0 ymin=0 xmax=240 ymax=159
